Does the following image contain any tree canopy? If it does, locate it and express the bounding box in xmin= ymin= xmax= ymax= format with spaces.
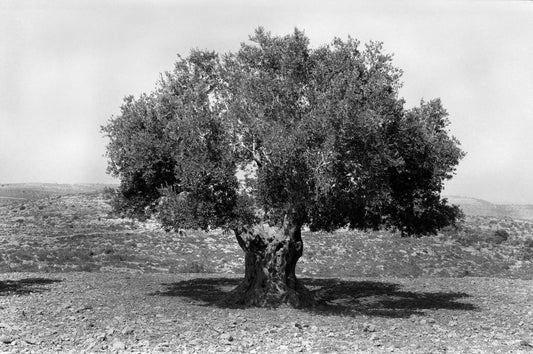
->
xmin=102 ymin=28 xmax=463 ymax=237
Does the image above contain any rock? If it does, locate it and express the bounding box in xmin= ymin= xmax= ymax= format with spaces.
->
xmin=122 ymin=326 xmax=134 ymax=335
xmin=0 ymin=336 xmax=14 ymax=344
xmin=520 ymin=340 xmax=533 ymax=347
xmin=363 ymin=323 xmax=377 ymax=332
xmin=74 ymin=305 xmax=92 ymax=313
xmin=136 ymin=339 xmax=150 ymax=347
xmin=111 ymin=339 xmax=126 ymax=351
xmin=88 ymin=337 xmax=100 ymax=348
xmin=220 ymin=333 xmax=233 ymax=342
xmin=24 ymin=337 xmax=38 ymax=345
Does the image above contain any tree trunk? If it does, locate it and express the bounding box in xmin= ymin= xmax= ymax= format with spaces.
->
xmin=226 ymin=214 xmax=314 ymax=307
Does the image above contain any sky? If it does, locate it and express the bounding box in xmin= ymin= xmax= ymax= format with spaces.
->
xmin=1 ymin=0 xmax=532 ymax=204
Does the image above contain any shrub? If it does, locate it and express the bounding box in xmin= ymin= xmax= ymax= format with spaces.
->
xmin=521 ymin=239 xmax=533 ymax=261
xmin=108 ymin=189 xmax=152 ymax=220
xmin=102 ymin=186 xmax=118 ymax=200
xmin=177 ymin=261 xmax=208 ymax=273
xmin=489 ymin=229 xmax=510 ymax=244
xmin=155 ymin=188 xmax=204 ymax=231
xmin=447 ymin=226 xmax=484 ymax=247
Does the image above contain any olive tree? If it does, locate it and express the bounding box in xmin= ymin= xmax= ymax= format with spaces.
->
xmin=102 ymin=28 xmax=464 ymax=307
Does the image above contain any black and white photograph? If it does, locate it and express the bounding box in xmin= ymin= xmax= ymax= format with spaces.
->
xmin=1 ymin=0 xmax=532 ymax=352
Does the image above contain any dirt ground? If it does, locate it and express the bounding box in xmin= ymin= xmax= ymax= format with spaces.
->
xmin=1 ymin=272 xmax=533 ymax=353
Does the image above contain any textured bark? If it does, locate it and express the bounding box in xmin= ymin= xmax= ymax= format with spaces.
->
xmin=226 ymin=215 xmax=314 ymax=307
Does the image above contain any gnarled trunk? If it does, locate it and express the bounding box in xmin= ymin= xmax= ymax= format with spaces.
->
xmin=226 ymin=214 xmax=314 ymax=307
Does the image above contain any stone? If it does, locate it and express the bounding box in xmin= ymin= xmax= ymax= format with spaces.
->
xmin=363 ymin=323 xmax=377 ymax=332
xmin=520 ymin=340 xmax=533 ymax=348
xmin=220 ymin=333 xmax=233 ymax=342
xmin=122 ymin=326 xmax=134 ymax=335
xmin=111 ymin=339 xmax=126 ymax=351
xmin=137 ymin=339 xmax=150 ymax=347
xmin=23 ymin=337 xmax=37 ymax=345
xmin=0 ymin=336 xmax=14 ymax=344
xmin=85 ymin=339 xmax=99 ymax=351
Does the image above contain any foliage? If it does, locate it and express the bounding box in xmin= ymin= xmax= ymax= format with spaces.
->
xmin=522 ymin=239 xmax=533 ymax=261
xmin=490 ymin=229 xmax=510 ymax=244
xmin=443 ymin=223 xmax=513 ymax=247
xmin=102 ymin=28 xmax=464 ymax=235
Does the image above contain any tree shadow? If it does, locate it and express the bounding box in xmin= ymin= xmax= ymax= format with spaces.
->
xmin=151 ymin=277 xmax=478 ymax=318
xmin=0 ymin=277 xmax=62 ymax=296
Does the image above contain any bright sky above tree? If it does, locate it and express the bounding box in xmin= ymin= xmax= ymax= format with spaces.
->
xmin=1 ymin=0 xmax=532 ymax=204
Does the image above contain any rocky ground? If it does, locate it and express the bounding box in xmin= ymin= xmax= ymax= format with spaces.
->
xmin=1 ymin=272 xmax=533 ymax=353
xmin=1 ymin=193 xmax=533 ymax=279
xmin=1 ymin=192 xmax=533 ymax=353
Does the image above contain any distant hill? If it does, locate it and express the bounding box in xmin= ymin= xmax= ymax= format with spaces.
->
xmin=0 ymin=183 xmax=117 ymax=205
xmin=2 ymin=185 xmax=533 ymax=221
xmin=446 ymin=195 xmax=533 ymax=220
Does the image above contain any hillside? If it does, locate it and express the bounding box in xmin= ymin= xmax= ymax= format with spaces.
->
xmin=0 ymin=183 xmax=116 ymax=205
xmin=446 ymin=195 xmax=533 ymax=220
xmin=0 ymin=191 xmax=532 ymax=279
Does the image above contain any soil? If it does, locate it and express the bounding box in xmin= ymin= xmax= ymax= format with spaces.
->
xmin=1 ymin=272 xmax=533 ymax=353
